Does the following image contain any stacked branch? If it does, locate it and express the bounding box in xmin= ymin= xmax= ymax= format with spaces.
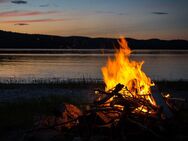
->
xmin=93 ymin=83 xmax=161 ymax=120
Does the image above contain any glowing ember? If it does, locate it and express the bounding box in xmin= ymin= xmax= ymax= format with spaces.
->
xmin=101 ymin=37 xmax=156 ymax=106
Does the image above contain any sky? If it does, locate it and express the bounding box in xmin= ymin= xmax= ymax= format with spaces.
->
xmin=0 ymin=0 xmax=188 ymax=39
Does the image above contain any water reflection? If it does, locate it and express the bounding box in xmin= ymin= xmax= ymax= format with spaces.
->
xmin=0 ymin=50 xmax=187 ymax=81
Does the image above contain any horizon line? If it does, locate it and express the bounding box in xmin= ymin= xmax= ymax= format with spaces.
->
xmin=0 ymin=29 xmax=187 ymax=41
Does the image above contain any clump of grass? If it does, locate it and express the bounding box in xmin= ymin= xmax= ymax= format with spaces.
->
xmin=0 ymin=77 xmax=102 ymax=84
xmin=0 ymin=77 xmax=186 ymax=90
xmin=0 ymin=77 xmax=187 ymax=90
xmin=0 ymin=77 xmax=105 ymax=89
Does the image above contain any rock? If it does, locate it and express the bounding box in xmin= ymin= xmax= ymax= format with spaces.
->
xmin=34 ymin=103 xmax=82 ymax=131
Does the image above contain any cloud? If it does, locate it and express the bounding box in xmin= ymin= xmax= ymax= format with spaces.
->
xmin=152 ymin=12 xmax=168 ymax=15
xmin=11 ymin=0 xmax=27 ymax=4
xmin=1 ymin=18 xmax=64 ymax=24
xmin=0 ymin=10 xmax=58 ymax=17
xmin=14 ymin=23 xmax=29 ymax=26
xmin=40 ymin=4 xmax=49 ymax=7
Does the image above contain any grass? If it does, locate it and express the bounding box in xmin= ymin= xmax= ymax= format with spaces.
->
xmin=0 ymin=79 xmax=187 ymax=91
xmin=0 ymin=78 xmax=104 ymax=89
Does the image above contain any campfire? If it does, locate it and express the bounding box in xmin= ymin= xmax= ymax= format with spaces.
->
xmin=89 ymin=38 xmax=174 ymax=135
xmin=99 ymin=37 xmax=157 ymax=115
xmin=26 ymin=38 xmax=185 ymax=141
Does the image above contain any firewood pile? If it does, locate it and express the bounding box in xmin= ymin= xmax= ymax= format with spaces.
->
xmin=24 ymin=83 xmax=185 ymax=141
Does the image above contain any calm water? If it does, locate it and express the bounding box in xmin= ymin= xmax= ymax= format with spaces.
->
xmin=0 ymin=50 xmax=187 ymax=82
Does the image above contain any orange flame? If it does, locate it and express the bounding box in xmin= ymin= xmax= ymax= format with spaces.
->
xmin=101 ymin=37 xmax=156 ymax=106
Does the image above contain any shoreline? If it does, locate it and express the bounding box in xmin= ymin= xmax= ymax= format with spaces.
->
xmin=0 ymin=80 xmax=187 ymax=102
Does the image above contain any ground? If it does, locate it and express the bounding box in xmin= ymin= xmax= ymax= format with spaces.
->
xmin=0 ymin=81 xmax=187 ymax=141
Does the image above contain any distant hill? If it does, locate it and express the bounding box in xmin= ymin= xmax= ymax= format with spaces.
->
xmin=0 ymin=30 xmax=187 ymax=50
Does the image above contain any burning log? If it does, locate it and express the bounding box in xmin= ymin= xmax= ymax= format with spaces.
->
xmin=151 ymin=87 xmax=173 ymax=119
xmin=94 ymin=84 xmax=160 ymax=115
xmin=94 ymin=83 xmax=124 ymax=105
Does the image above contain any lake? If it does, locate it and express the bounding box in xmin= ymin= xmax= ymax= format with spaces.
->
xmin=0 ymin=49 xmax=187 ymax=82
